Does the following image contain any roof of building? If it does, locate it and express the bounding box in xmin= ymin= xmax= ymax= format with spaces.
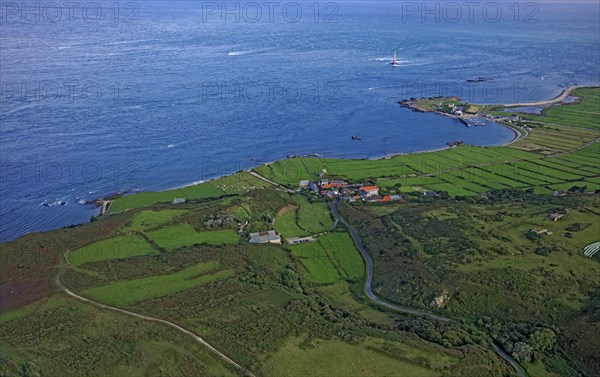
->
xmin=530 ymin=228 xmax=548 ymax=234
xmin=360 ymin=186 xmax=378 ymax=191
xmin=249 ymin=230 xmax=280 ymax=242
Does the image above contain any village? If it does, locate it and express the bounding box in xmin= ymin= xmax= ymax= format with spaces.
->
xmin=245 ymin=169 xmax=416 ymax=246
xmin=245 ymin=174 xmax=588 ymax=248
xmin=298 ymin=178 xmax=404 ymax=203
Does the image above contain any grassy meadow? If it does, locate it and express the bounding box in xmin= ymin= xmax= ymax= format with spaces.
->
xmin=82 ymin=262 xmax=234 ymax=306
xmin=146 ymin=224 xmax=239 ymax=250
xmin=122 ymin=209 xmax=189 ymax=232
xmin=108 ymin=171 xmax=269 ymax=213
xmin=67 ymin=234 xmax=158 ymax=266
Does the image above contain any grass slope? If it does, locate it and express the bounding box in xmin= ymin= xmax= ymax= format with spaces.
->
xmin=146 ymin=224 xmax=239 ymax=250
xmin=123 ymin=209 xmax=188 ymax=232
xmin=0 ymin=295 xmax=236 ymax=377
xmin=82 ymin=262 xmax=233 ymax=306
xmin=68 ymin=234 xmax=157 ymax=266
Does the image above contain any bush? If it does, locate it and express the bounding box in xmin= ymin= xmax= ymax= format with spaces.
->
xmin=535 ymin=246 xmax=551 ymax=256
xmin=512 ymin=342 xmax=534 ymax=362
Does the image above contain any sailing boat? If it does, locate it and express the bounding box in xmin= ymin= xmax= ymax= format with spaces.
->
xmin=390 ymin=50 xmax=400 ymax=66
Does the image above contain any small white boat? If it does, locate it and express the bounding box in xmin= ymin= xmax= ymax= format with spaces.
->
xmin=390 ymin=50 xmax=400 ymax=66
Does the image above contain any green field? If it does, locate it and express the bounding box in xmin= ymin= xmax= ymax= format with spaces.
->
xmin=289 ymin=232 xmax=363 ymax=283
xmin=535 ymin=88 xmax=600 ymax=129
xmin=318 ymin=233 xmax=364 ymax=279
xmin=211 ymin=171 xmax=273 ymax=194
xmin=262 ymin=337 xmax=451 ymax=377
xmin=290 ymin=241 xmax=341 ymax=284
xmin=292 ymin=196 xmax=334 ymax=233
xmin=67 ymin=234 xmax=158 ymax=266
xmin=510 ymin=124 xmax=599 ymax=155
xmin=108 ymin=171 xmax=272 ymax=213
xmin=254 ymin=146 xmax=537 ymax=187
xmin=274 ymin=196 xmax=334 ymax=239
xmin=146 ymin=224 xmax=240 ymax=250
xmin=82 ymin=262 xmax=234 ymax=306
xmin=274 ymin=206 xmax=310 ymax=238
xmin=109 ymin=183 xmax=224 ymax=213
xmin=123 ymin=209 xmax=188 ymax=232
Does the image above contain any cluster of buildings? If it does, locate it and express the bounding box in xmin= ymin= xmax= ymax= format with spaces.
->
xmin=247 ymin=175 xmax=407 ymax=246
xmin=299 ymin=179 xmax=403 ymax=203
xmin=446 ymin=103 xmax=465 ymax=117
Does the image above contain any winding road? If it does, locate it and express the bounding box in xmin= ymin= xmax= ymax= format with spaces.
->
xmin=331 ymin=199 xmax=527 ymax=377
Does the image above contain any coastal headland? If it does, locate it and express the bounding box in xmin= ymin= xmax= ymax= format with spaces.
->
xmin=1 ymin=87 xmax=599 ymax=377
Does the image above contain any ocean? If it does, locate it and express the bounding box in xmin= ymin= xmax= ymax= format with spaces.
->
xmin=1 ymin=0 xmax=599 ymax=242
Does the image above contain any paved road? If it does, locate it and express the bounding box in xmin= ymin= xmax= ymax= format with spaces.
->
xmin=54 ymin=250 xmax=255 ymax=377
xmin=331 ymin=199 xmax=527 ymax=377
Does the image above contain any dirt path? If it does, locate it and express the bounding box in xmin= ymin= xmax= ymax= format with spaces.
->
xmin=277 ymin=204 xmax=298 ymax=217
xmin=248 ymin=170 xmax=294 ymax=193
xmin=54 ymin=250 xmax=255 ymax=377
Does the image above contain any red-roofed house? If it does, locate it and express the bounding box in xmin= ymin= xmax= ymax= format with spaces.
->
xmin=359 ymin=186 xmax=379 ymax=198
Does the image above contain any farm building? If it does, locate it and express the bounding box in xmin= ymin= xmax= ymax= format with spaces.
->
xmin=359 ymin=186 xmax=379 ymax=198
xmin=321 ymin=181 xmax=347 ymax=190
xmin=549 ymin=213 xmax=564 ymax=222
xmin=249 ymin=230 xmax=281 ymax=244
xmin=371 ymin=195 xmax=404 ymax=203
xmin=172 ymin=198 xmax=186 ymax=204
xmin=529 ymin=228 xmax=551 ymax=236
xmin=299 ymin=180 xmax=309 ymax=188
xmin=553 ymin=190 xmax=568 ymax=197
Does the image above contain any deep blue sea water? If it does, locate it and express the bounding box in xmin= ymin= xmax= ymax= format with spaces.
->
xmin=1 ymin=1 xmax=599 ymax=242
